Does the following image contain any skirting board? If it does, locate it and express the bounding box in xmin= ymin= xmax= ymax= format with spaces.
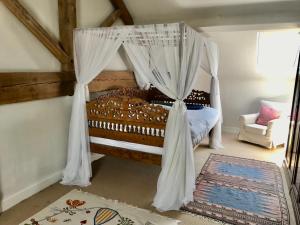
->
xmin=0 ymin=170 xmax=63 ymax=212
xmin=222 ymin=126 xmax=240 ymax=134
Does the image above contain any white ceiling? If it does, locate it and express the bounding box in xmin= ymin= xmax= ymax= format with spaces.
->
xmin=124 ymin=0 xmax=300 ymax=28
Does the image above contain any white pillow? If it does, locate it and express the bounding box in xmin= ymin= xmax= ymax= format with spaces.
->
xmin=260 ymin=100 xmax=290 ymax=117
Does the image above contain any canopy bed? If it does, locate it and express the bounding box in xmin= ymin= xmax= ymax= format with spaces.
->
xmin=61 ymin=22 xmax=223 ymax=212
xmin=87 ymin=85 xmax=218 ymax=165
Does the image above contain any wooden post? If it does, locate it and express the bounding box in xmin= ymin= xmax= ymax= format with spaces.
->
xmin=58 ymin=0 xmax=77 ymax=71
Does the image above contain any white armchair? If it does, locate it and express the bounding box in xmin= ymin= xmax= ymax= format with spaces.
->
xmin=238 ymin=102 xmax=290 ymax=149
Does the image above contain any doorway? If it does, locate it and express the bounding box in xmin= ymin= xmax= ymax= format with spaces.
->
xmin=284 ymin=52 xmax=300 ymax=223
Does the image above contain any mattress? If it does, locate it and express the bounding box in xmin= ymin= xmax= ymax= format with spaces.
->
xmin=90 ymin=106 xmax=219 ymax=154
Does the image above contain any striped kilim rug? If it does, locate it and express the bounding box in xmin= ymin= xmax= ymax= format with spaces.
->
xmin=182 ymin=154 xmax=289 ymax=225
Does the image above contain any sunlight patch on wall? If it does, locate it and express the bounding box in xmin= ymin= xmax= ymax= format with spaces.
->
xmin=256 ymin=30 xmax=300 ymax=78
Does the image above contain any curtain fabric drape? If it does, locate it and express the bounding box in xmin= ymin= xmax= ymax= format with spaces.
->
xmin=123 ymin=23 xmax=205 ymax=210
xmin=133 ymin=68 xmax=151 ymax=90
xmin=62 ymin=23 xmax=221 ymax=212
xmin=205 ymin=40 xmax=223 ymax=149
xmin=61 ymin=28 xmax=126 ymax=186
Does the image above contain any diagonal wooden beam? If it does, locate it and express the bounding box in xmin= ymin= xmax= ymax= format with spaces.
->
xmin=1 ymin=0 xmax=70 ymax=64
xmin=109 ymin=0 xmax=133 ymax=25
xmin=58 ymin=0 xmax=76 ymax=71
xmin=100 ymin=9 xmax=122 ymax=27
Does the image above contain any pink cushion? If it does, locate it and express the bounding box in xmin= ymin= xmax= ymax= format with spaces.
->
xmin=256 ymin=105 xmax=281 ymax=126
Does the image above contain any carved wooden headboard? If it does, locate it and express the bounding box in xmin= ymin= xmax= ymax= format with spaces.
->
xmin=88 ymin=70 xmax=210 ymax=106
xmin=149 ymin=87 xmax=210 ymax=107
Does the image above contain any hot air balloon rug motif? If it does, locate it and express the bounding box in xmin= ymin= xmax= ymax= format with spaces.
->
xmin=94 ymin=208 xmax=118 ymax=224
xmin=94 ymin=208 xmax=134 ymax=225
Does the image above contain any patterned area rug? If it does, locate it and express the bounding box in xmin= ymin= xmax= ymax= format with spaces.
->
xmin=182 ymin=154 xmax=289 ymax=225
xmin=20 ymin=190 xmax=180 ymax=225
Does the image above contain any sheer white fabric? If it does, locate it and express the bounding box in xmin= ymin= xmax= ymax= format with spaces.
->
xmin=133 ymin=68 xmax=151 ymax=90
xmin=61 ymin=28 xmax=126 ymax=186
xmin=123 ymin=23 xmax=205 ymax=210
xmin=61 ymin=23 xmax=222 ymax=211
xmin=205 ymin=40 xmax=223 ymax=149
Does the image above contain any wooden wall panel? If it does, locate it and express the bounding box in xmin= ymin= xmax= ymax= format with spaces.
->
xmin=89 ymin=70 xmax=137 ymax=92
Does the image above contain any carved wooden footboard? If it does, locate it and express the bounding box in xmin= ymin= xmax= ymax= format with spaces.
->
xmin=87 ymin=95 xmax=168 ymax=147
xmin=87 ymin=86 xmax=210 ymax=165
xmin=87 ymin=88 xmax=169 ymax=165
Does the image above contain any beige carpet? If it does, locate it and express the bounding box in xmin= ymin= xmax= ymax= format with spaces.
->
xmin=0 ymin=133 xmax=296 ymax=225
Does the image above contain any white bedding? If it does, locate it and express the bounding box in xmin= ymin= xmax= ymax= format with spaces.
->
xmin=187 ymin=106 xmax=219 ymax=146
xmin=90 ymin=106 xmax=219 ymax=154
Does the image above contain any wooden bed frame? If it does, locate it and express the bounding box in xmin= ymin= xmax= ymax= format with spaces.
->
xmin=87 ymin=71 xmax=210 ymax=165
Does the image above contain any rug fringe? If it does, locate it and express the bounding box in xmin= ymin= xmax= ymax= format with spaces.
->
xmin=181 ymin=210 xmax=229 ymax=225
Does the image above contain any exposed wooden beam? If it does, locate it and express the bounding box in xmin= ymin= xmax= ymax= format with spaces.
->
xmin=0 ymin=72 xmax=75 ymax=104
xmin=1 ymin=0 xmax=70 ymax=64
xmin=58 ymin=0 xmax=77 ymax=71
xmin=100 ymin=9 xmax=122 ymax=27
xmin=109 ymin=0 xmax=134 ymax=25
xmin=0 ymin=72 xmax=75 ymax=87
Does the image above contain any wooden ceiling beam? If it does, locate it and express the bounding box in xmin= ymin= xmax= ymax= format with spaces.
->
xmin=0 ymin=81 xmax=74 ymax=104
xmin=1 ymin=0 xmax=70 ymax=64
xmin=0 ymin=72 xmax=75 ymax=104
xmin=58 ymin=0 xmax=77 ymax=71
xmin=109 ymin=0 xmax=134 ymax=25
xmin=0 ymin=72 xmax=75 ymax=88
xmin=100 ymin=9 xmax=122 ymax=27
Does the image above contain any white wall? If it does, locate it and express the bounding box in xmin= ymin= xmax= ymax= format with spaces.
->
xmin=0 ymin=0 xmax=127 ymax=212
xmin=196 ymin=28 xmax=298 ymax=132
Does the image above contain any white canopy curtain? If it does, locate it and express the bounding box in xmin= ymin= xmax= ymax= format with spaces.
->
xmin=205 ymin=40 xmax=223 ymax=149
xmin=123 ymin=23 xmax=205 ymax=210
xmin=61 ymin=28 xmax=127 ymax=186
xmin=61 ymin=22 xmax=222 ymax=211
